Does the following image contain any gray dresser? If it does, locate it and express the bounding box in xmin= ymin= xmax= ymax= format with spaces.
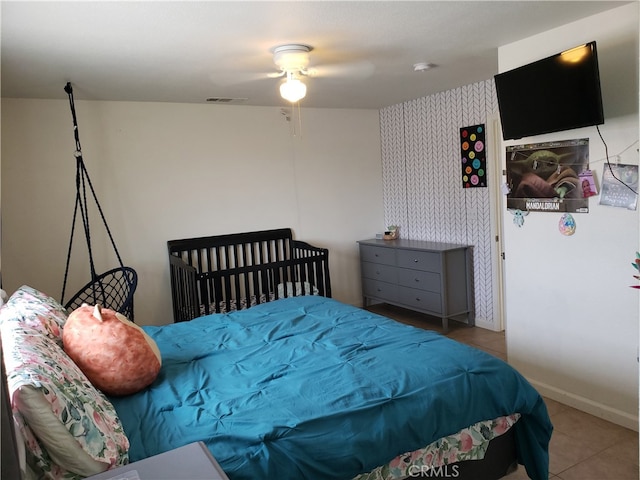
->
xmin=358 ymin=238 xmax=474 ymax=331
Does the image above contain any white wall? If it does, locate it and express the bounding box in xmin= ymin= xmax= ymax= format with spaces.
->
xmin=499 ymin=3 xmax=639 ymax=429
xmin=1 ymin=100 xmax=383 ymax=326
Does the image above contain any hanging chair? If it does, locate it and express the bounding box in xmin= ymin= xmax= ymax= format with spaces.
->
xmin=60 ymin=82 xmax=138 ymax=321
xmin=63 ymin=267 xmax=137 ymax=320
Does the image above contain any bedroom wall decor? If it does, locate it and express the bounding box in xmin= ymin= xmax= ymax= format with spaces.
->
xmin=599 ymin=163 xmax=638 ymax=210
xmin=379 ymin=79 xmax=497 ymax=327
xmin=505 ymin=138 xmax=590 ymax=213
xmin=509 ymin=209 xmax=529 ymax=228
xmin=631 ymin=252 xmax=640 ymax=289
xmin=578 ymin=169 xmax=598 ymax=198
xmin=460 ymin=124 xmax=486 ymax=188
xmin=558 ymin=212 xmax=576 ymax=236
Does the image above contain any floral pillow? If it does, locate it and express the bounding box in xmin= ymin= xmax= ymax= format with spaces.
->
xmin=1 ymin=316 xmax=129 ymax=479
xmin=0 ymin=286 xmax=68 ymax=344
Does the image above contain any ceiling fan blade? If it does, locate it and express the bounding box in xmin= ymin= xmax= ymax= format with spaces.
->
xmin=307 ymin=60 xmax=375 ymax=79
xmin=209 ymin=71 xmax=271 ymax=87
xmin=206 ymin=47 xmax=279 ymax=87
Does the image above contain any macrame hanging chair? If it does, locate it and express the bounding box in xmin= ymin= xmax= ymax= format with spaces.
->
xmin=60 ymin=82 xmax=138 ymax=321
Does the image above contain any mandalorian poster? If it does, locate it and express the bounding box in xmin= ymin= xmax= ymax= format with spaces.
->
xmin=505 ymin=138 xmax=590 ymax=213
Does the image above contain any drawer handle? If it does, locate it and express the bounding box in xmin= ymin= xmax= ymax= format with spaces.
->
xmin=414 ymin=278 xmax=420 ymax=282
xmin=415 ymin=297 xmax=421 ymax=302
xmin=413 ymin=259 xmax=418 ymax=263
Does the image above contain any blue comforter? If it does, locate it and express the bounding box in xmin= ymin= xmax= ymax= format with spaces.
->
xmin=111 ymin=296 xmax=551 ymax=480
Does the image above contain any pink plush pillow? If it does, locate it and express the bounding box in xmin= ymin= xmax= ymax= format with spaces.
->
xmin=62 ymin=305 xmax=161 ymax=396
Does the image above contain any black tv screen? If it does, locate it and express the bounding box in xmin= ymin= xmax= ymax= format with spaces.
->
xmin=494 ymin=41 xmax=604 ymax=140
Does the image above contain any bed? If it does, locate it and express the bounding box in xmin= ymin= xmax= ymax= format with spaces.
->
xmin=0 ymin=229 xmax=552 ymax=480
xmin=112 ymin=295 xmax=551 ymax=480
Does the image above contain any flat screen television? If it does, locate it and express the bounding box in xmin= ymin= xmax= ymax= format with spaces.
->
xmin=494 ymin=41 xmax=604 ymax=140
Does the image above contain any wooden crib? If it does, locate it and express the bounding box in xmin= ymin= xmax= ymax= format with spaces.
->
xmin=167 ymin=228 xmax=331 ymax=322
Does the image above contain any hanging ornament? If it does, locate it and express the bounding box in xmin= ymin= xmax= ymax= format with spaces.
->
xmin=559 ymin=212 xmax=576 ymax=236
xmin=509 ymin=209 xmax=529 ymax=228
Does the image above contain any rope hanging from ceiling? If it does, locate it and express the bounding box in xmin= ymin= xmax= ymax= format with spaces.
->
xmin=60 ymin=82 xmax=138 ymax=320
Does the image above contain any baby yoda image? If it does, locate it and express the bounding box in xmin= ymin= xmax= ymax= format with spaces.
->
xmin=508 ymin=209 xmax=529 ymax=228
xmin=509 ymin=150 xmax=580 ymax=199
xmin=505 ymin=140 xmax=591 ymax=214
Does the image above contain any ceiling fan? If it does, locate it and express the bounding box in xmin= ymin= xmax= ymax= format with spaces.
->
xmin=208 ymin=43 xmax=375 ymax=103
xmin=268 ymin=43 xmax=376 ymax=103
xmin=269 ymin=44 xmax=314 ymax=103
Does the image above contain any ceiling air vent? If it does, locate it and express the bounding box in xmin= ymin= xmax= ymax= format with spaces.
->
xmin=206 ymin=97 xmax=248 ymax=104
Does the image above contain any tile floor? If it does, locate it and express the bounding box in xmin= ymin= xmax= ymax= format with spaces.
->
xmin=365 ymin=303 xmax=640 ymax=480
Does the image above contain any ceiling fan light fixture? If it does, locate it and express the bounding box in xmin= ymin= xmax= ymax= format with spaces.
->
xmin=273 ymin=44 xmax=312 ymax=72
xmin=280 ymin=73 xmax=307 ymax=103
xmin=271 ymin=44 xmax=313 ymax=103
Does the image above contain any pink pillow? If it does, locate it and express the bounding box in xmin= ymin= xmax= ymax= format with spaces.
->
xmin=63 ymin=305 xmax=161 ymax=396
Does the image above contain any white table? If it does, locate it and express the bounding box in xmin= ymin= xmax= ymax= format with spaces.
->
xmin=86 ymin=442 xmax=229 ymax=480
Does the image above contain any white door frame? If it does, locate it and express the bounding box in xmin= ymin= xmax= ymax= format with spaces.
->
xmin=487 ymin=113 xmax=506 ymax=331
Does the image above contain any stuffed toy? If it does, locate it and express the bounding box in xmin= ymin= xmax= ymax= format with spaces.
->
xmin=63 ymin=304 xmax=161 ymax=396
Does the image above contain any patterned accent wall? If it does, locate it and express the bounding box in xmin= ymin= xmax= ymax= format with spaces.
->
xmin=379 ymin=80 xmax=499 ymax=327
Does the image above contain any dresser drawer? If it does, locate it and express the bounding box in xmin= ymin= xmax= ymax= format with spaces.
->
xmin=361 ymin=262 xmax=398 ymax=283
xmin=396 ymin=249 xmax=441 ymax=272
xmin=359 ymin=245 xmax=396 ymax=266
xmin=397 ymin=269 xmax=440 ymax=293
xmin=362 ymin=278 xmax=399 ymax=301
xmin=397 ymin=287 xmax=441 ymax=313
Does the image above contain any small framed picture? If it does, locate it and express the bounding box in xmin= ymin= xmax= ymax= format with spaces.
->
xmin=578 ymin=170 xmax=597 ymax=198
xmin=600 ymin=164 xmax=638 ymax=210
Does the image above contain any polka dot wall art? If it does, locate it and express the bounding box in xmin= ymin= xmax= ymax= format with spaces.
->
xmin=460 ymin=124 xmax=486 ymax=188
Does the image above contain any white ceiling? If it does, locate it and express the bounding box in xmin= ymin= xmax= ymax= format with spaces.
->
xmin=1 ymin=1 xmax=631 ymax=109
